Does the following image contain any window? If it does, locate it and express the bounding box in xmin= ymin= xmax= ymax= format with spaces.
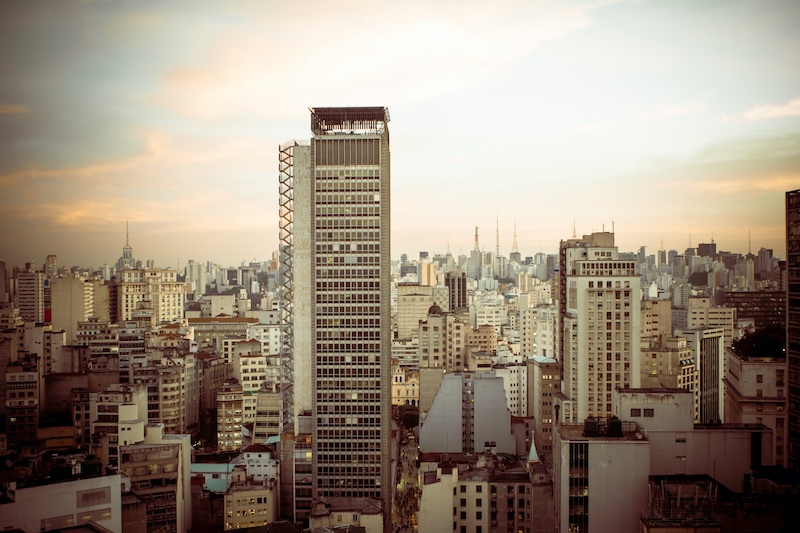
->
xmin=644 ymin=409 xmax=654 ymax=417
xmin=461 ymin=498 xmax=467 ymax=507
xmin=756 ymin=374 xmax=763 ymax=383
xmin=476 ymin=498 xmax=482 ymax=507
xmin=630 ymin=408 xmax=641 ymax=417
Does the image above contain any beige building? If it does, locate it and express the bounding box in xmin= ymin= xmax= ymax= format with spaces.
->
xmin=16 ymin=266 xmax=45 ymax=323
xmin=51 ymin=276 xmax=109 ymax=344
xmin=391 ymin=359 xmax=419 ymax=406
xmin=308 ymin=497 xmax=383 ymax=533
xmin=558 ymin=231 xmax=642 ymax=423
xmin=232 ymin=339 xmax=271 ymax=423
xmin=117 ymin=268 xmax=185 ymax=325
xmin=188 ymin=317 xmax=258 ymax=355
xmin=223 ymin=465 xmax=279 ymax=531
xmin=119 ymin=424 xmax=193 ymax=533
xmin=397 ymin=283 xmax=447 ymax=340
xmin=418 ymin=308 xmax=468 ymax=371
xmin=724 ymin=348 xmax=787 ymax=466
xmin=686 ymin=296 xmax=736 ymax=350
xmin=217 ymin=381 xmax=244 ymax=452
xmin=641 ymin=336 xmax=693 ymax=389
xmin=253 ymin=382 xmax=281 ymax=444
xmin=89 ymin=382 xmax=148 ymax=467
xmin=418 ymin=452 xmax=535 ymax=533
xmin=520 ymin=303 xmax=557 ymax=359
xmin=466 ymin=324 xmax=497 ymax=356
xmin=528 ymin=356 xmax=559 ymax=458
xmin=641 ymin=298 xmax=672 ymax=348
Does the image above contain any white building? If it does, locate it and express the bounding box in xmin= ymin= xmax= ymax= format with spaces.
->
xmin=553 ymin=416 xmax=650 ymax=533
xmin=0 ymin=468 xmax=123 ymax=532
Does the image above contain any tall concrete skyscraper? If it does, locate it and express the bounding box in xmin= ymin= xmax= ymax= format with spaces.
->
xmin=279 ymin=107 xmax=391 ymax=522
xmin=786 ymin=189 xmax=800 ymax=470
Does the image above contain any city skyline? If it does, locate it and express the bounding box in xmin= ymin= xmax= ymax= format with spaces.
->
xmin=2 ymin=0 xmax=799 ymax=268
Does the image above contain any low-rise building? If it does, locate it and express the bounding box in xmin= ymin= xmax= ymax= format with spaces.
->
xmin=223 ymin=465 xmax=279 ymax=531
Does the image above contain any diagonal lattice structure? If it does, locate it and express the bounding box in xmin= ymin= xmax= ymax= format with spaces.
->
xmin=278 ymin=141 xmax=297 ymax=436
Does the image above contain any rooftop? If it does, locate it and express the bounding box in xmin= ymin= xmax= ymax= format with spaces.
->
xmin=310 ymin=106 xmax=389 ymax=135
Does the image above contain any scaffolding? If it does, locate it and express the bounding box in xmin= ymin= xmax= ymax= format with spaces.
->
xmin=278 ymin=141 xmax=297 ymax=436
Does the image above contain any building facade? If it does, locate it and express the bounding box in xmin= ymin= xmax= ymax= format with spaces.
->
xmin=786 ymin=188 xmax=800 ymax=470
xmin=558 ymin=232 xmax=642 ymax=423
xmin=281 ymin=107 xmax=392 ymax=515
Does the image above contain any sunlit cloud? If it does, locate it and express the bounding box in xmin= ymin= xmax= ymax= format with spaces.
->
xmin=0 ymin=104 xmax=31 ymax=114
xmin=155 ymin=0 xmax=613 ymax=120
xmin=724 ymin=96 xmax=800 ymax=123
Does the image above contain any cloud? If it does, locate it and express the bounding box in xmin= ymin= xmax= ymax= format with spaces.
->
xmin=155 ymin=0 xmax=614 ymax=120
xmin=0 ymin=104 xmax=31 ymax=114
xmin=724 ymin=96 xmax=800 ymax=123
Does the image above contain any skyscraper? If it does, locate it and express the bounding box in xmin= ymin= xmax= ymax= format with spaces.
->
xmin=280 ymin=107 xmax=391 ymax=522
xmin=786 ymin=189 xmax=800 ymax=470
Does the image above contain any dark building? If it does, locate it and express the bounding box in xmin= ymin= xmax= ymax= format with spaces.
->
xmin=698 ymin=242 xmax=717 ymax=258
xmin=445 ymin=270 xmax=467 ymax=311
xmin=786 ymin=189 xmax=800 ymax=471
xmin=722 ymin=290 xmax=786 ymax=330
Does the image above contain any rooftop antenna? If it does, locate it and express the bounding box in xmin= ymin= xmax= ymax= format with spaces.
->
xmin=748 ymin=229 xmax=752 ymax=255
xmin=512 ymin=222 xmax=519 ymax=254
xmin=572 ymin=220 xmax=577 ymax=239
xmin=447 ymin=240 xmax=451 ymax=256
xmin=474 ymin=226 xmax=480 ymax=252
xmin=612 ymin=220 xmax=615 ymax=235
xmin=496 ymin=215 xmax=500 ymax=259
xmin=126 ymin=220 xmax=130 ymax=246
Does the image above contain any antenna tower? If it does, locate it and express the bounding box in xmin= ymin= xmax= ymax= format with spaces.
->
xmin=474 ymin=226 xmax=480 ymax=251
xmin=512 ymin=222 xmax=519 ymax=253
xmin=496 ymin=215 xmax=499 ymax=258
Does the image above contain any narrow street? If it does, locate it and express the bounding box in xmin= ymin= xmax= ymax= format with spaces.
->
xmin=392 ymin=436 xmax=420 ymax=532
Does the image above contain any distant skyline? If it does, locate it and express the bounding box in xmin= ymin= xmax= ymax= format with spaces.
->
xmin=1 ymin=0 xmax=799 ymax=269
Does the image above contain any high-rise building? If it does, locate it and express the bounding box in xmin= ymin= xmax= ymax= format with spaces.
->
xmin=279 ymin=107 xmax=392 ymax=521
xmin=556 ymin=232 xmax=641 ymax=423
xmin=444 ymin=269 xmax=467 ymax=311
xmin=786 ymin=189 xmax=800 ymax=470
xmin=16 ymin=264 xmax=45 ymax=323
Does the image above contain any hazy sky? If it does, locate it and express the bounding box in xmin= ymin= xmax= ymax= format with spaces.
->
xmin=1 ymin=0 xmax=799 ymax=270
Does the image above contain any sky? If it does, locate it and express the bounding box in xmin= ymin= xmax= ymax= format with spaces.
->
xmin=1 ymin=0 xmax=799 ymax=270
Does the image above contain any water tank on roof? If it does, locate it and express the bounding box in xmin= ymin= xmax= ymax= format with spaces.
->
xmin=608 ymin=416 xmax=623 ymax=437
xmin=583 ymin=417 xmax=599 ymax=437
